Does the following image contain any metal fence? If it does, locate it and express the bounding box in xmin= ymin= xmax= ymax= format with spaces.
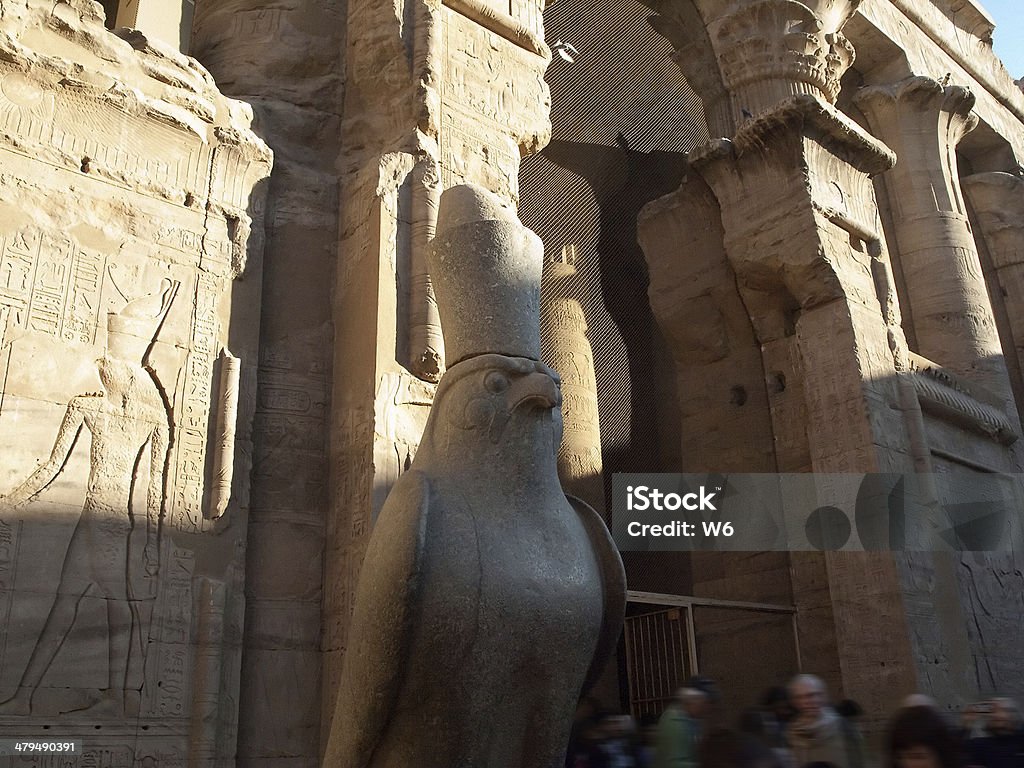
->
xmin=623 ymin=591 xmax=801 ymax=721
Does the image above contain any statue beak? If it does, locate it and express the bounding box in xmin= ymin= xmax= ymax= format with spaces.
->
xmin=510 ymin=367 xmax=562 ymax=411
xmin=488 ymin=363 xmax=563 ymax=443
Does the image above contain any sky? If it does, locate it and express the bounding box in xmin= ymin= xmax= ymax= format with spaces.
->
xmin=984 ymin=0 xmax=1024 ymax=79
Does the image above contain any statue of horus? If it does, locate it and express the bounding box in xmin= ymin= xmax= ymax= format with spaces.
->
xmin=324 ymin=184 xmax=626 ymax=768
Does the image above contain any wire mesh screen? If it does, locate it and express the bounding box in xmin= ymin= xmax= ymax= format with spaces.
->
xmin=542 ymin=0 xmax=708 ymax=153
xmin=519 ymin=0 xmax=710 ymax=589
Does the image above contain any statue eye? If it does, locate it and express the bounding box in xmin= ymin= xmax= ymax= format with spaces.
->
xmin=484 ymin=371 xmax=510 ymax=394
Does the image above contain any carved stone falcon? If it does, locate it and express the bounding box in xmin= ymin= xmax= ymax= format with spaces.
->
xmin=324 ymin=184 xmax=626 ymax=768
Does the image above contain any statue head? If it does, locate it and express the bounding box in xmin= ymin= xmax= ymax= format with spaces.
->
xmin=432 ymin=354 xmax=561 ymax=445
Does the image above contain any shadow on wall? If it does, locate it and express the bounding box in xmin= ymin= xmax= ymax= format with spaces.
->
xmin=521 ymin=143 xmax=688 ymax=511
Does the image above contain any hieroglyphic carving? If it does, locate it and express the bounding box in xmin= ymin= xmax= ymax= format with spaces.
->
xmin=372 ymin=372 xmax=434 ymax=521
xmin=0 ymin=4 xmax=268 ymax=763
xmin=169 ymin=272 xmax=223 ymax=532
xmin=0 ymin=229 xmax=107 ymax=345
xmin=442 ymin=0 xmax=546 ymax=56
xmin=509 ymin=0 xmax=544 ymax=37
xmin=440 ymin=117 xmax=519 ymax=198
xmin=0 ymin=67 xmax=209 ymax=195
xmin=443 ymin=19 xmax=538 ymax=126
xmin=24 ymin=746 xmax=136 ymax=768
xmin=227 ymin=7 xmax=286 ymax=37
xmin=0 ymin=519 xmax=19 ymax=679
xmin=152 ymin=547 xmax=195 ymax=720
xmin=189 ymin=577 xmax=226 ymax=765
xmin=439 ymin=2 xmax=550 ymax=197
xmin=0 ymin=71 xmax=56 ymax=134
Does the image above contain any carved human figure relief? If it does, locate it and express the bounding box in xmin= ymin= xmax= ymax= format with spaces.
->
xmin=0 ymin=279 xmax=177 ymax=717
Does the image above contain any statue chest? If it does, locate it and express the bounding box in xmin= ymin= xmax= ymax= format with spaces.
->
xmin=412 ymin=497 xmax=605 ymax=671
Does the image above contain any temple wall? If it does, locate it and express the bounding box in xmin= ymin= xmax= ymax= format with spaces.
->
xmin=189 ymin=1 xmax=343 ymax=764
xmin=0 ymin=1 xmax=270 ymax=765
xmin=1 ymin=0 xmax=1023 ymax=759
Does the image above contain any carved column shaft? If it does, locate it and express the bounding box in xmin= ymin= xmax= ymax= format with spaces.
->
xmin=857 ymin=78 xmax=1012 ymax=404
xmin=541 ymin=252 xmax=605 ymax=514
xmin=190 ymin=0 xmax=342 ymax=761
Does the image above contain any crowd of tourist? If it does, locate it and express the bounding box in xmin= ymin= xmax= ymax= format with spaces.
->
xmin=565 ymin=674 xmax=1024 ymax=768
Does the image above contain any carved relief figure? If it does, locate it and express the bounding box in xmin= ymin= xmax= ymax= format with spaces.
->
xmin=0 ymin=279 xmax=177 ymax=717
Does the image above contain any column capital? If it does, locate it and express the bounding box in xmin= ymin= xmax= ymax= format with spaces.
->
xmin=705 ymin=0 xmax=859 ymax=104
xmin=855 ymin=77 xmax=978 ymax=219
xmin=855 ymin=76 xmax=978 ymax=149
xmin=646 ymin=0 xmax=862 ymax=134
xmin=691 ymin=95 xmax=895 ymax=179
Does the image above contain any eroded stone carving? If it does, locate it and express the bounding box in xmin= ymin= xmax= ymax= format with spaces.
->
xmin=210 ymin=349 xmax=241 ymax=519
xmin=0 ymin=2 xmax=270 ymax=764
xmin=645 ymin=0 xmax=861 ymax=132
xmin=541 ymin=245 xmax=605 ymax=513
xmin=0 ymin=281 xmax=175 ymax=717
xmin=408 ymin=159 xmax=445 ymax=382
xmin=443 ymin=0 xmax=547 ymax=56
xmin=324 ymin=184 xmax=625 ymax=768
xmin=908 ymin=354 xmax=1019 ymax=445
xmin=707 ymin=0 xmax=858 ymax=107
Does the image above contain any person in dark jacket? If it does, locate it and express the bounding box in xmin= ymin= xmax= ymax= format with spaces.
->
xmin=968 ymin=699 xmax=1024 ymax=768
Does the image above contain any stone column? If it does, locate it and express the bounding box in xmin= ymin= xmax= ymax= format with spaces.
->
xmin=190 ymin=2 xmax=343 ymax=764
xmin=856 ymin=78 xmax=1014 ymax=407
xmin=645 ymin=0 xmax=923 ymax=731
xmin=541 ymin=247 xmax=604 ymax=515
xmin=962 ymin=172 xmax=1024 ymax=418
